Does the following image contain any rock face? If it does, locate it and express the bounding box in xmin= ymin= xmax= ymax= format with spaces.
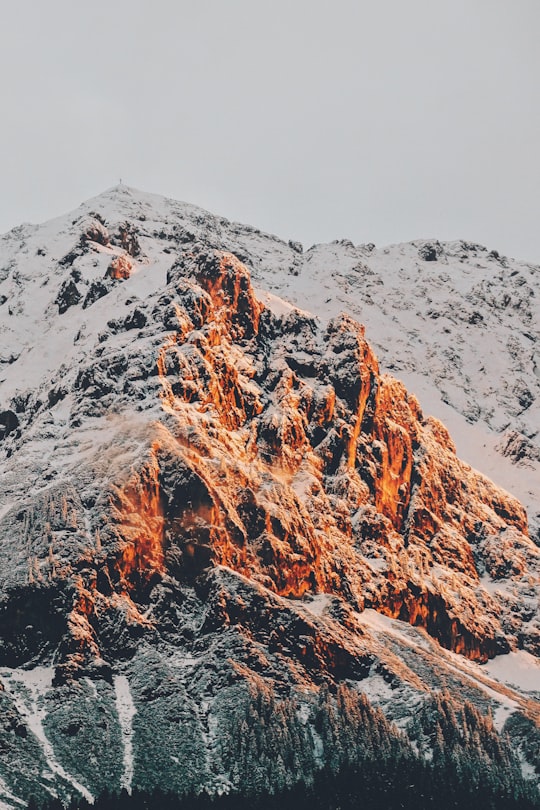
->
xmin=106 ymin=255 xmax=133 ymax=280
xmin=0 ymin=188 xmax=538 ymax=805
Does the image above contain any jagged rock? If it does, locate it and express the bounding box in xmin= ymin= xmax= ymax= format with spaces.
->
xmin=6 ymin=244 xmax=535 ymax=665
xmin=0 ymin=410 xmax=18 ymax=440
xmin=418 ymin=241 xmax=441 ymax=261
xmin=288 ymin=239 xmax=303 ymax=253
xmin=0 ymin=187 xmax=538 ymax=804
xmin=106 ymin=254 xmax=134 ymax=280
xmin=123 ymin=307 xmax=147 ymax=331
xmin=83 ymin=279 xmax=111 ymax=308
xmin=80 ymin=217 xmax=110 ymax=246
xmin=114 ymin=222 xmax=141 ymax=257
xmin=58 ymin=247 xmax=84 ymax=267
xmin=497 ymin=430 xmax=540 ymax=466
xmin=55 ymin=279 xmax=82 ymax=314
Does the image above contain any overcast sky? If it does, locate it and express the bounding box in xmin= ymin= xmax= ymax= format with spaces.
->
xmin=1 ymin=1 xmax=539 ymax=261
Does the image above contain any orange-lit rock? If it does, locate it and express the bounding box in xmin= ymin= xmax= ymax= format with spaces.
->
xmin=112 ymin=245 xmax=533 ymax=662
xmin=3 ymin=242 xmax=537 ymax=682
xmin=369 ymin=377 xmax=418 ymax=530
xmin=2 ymin=196 xmax=539 ymax=801
xmin=122 ymin=251 xmax=526 ymax=658
xmin=168 ymin=248 xmax=264 ymax=339
xmin=106 ymin=254 xmax=134 ymax=280
xmin=111 ymin=446 xmax=166 ymax=589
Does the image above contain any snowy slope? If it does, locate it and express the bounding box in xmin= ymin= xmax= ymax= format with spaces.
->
xmin=2 ymin=186 xmax=536 ymax=529
xmin=254 ymin=238 xmax=540 ymax=531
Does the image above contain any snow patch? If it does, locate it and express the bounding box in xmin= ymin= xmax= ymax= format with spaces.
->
xmin=355 ymin=610 xmax=525 ymax=731
xmin=114 ymin=675 xmax=136 ymax=794
xmin=170 ymin=653 xmax=201 ymax=669
xmin=358 ymin=608 xmax=431 ymax=650
xmin=518 ymin=753 xmax=538 ymax=781
xmin=302 ymin=594 xmax=334 ymax=617
xmin=254 ymin=288 xmax=304 ymax=318
xmin=482 ymin=651 xmax=540 ymax=694
xmin=0 ymin=504 xmax=13 ymax=522
xmin=357 ymin=673 xmax=396 ymax=705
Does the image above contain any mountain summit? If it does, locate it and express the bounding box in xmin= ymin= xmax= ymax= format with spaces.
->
xmin=0 ymin=187 xmax=538 ymax=806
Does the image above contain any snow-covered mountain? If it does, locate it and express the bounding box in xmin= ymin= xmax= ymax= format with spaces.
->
xmin=0 ymin=187 xmax=538 ymax=806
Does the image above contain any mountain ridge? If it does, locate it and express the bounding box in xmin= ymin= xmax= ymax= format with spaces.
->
xmin=2 ymin=185 xmax=537 ymax=528
xmin=0 ymin=188 xmax=538 ymax=806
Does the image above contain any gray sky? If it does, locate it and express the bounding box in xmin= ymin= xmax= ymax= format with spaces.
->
xmin=1 ymin=0 xmax=539 ymax=261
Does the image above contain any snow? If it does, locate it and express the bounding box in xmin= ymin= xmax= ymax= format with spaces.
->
xmin=291 ymin=469 xmax=318 ymax=502
xmin=0 ymin=668 xmax=93 ymax=803
xmin=367 ymin=557 xmax=388 ymax=572
xmin=479 ymin=574 xmax=516 ymax=597
xmin=296 ymin=703 xmax=324 ymax=765
xmin=169 ymin=653 xmax=201 ymax=669
xmin=358 ymin=609 xmax=431 ymax=652
xmin=0 ymin=504 xmax=13 ymax=522
xmin=302 ymin=594 xmax=334 ymax=617
xmin=1 ymin=185 xmax=538 ymax=523
xmin=492 ymin=701 xmax=517 ymax=731
xmin=310 ymin=725 xmax=325 ymax=766
xmin=391 ymin=369 xmax=540 ymax=521
xmin=518 ymin=753 xmax=538 ymax=781
xmin=114 ymin=674 xmax=137 ymax=794
xmin=482 ymin=651 xmax=540 ymax=694
xmin=357 ymin=672 xmax=396 ymax=704
xmin=354 ymin=610 xmax=528 ymax=731
xmin=254 ymin=289 xmax=297 ymax=317
xmin=248 ymin=237 xmax=540 ymax=523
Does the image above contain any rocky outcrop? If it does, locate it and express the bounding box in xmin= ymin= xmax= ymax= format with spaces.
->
xmin=80 ymin=216 xmax=110 ymax=247
xmin=0 ymin=192 xmax=538 ymax=805
xmin=106 ymin=255 xmax=133 ymax=280
xmin=0 ymin=410 xmax=18 ymax=440
xmin=497 ymin=430 xmax=540 ymax=467
xmin=55 ymin=278 xmax=82 ymax=314
xmin=1 ymin=242 xmax=533 ymax=678
xmin=114 ymin=222 xmax=141 ymax=257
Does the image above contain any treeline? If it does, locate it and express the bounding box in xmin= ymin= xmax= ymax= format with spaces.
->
xmin=29 ymin=756 xmax=540 ymax=810
xmin=28 ymin=684 xmax=540 ymax=810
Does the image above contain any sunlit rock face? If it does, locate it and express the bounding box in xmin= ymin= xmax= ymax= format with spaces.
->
xmin=0 ymin=191 xmax=538 ymax=804
xmin=149 ymin=245 xmax=533 ymax=662
xmin=2 ymin=240 xmax=534 ymax=671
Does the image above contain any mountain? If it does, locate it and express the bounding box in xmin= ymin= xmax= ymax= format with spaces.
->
xmin=0 ymin=186 xmax=538 ymax=807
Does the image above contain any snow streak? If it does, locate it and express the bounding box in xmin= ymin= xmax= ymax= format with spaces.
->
xmin=1 ymin=668 xmax=93 ymax=803
xmin=114 ymin=675 xmax=137 ymax=793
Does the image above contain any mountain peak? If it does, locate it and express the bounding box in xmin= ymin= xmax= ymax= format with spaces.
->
xmin=0 ymin=189 xmax=538 ymax=806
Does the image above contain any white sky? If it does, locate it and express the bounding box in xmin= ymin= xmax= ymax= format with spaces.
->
xmin=1 ymin=0 xmax=539 ymax=261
